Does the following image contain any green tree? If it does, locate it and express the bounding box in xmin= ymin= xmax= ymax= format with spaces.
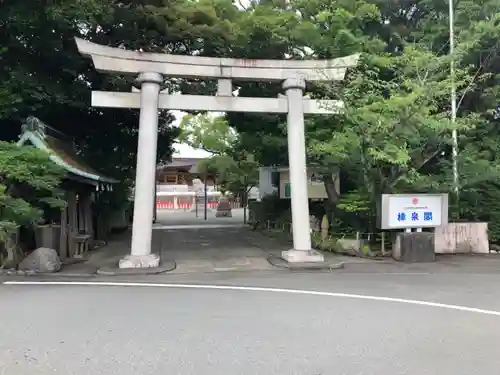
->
xmin=310 ymin=44 xmax=496 ymax=229
xmin=199 ymin=154 xmax=259 ymax=196
xmin=0 ymin=142 xmax=66 ymax=242
xmin=178 ymin=113 xmax=259 ymax=219
xmin=375 ymin=0 xmax=500 ymax=228
xmin=179 ymin=114 xmax=237 ymax=154
xmin=198 ymin=153 xmax=259 ymax=222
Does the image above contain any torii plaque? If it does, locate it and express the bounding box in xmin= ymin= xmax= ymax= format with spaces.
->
xmin=75 ymin=38 xmax=359 ymax=268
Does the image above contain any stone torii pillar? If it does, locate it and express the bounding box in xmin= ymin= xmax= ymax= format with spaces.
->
xmin=75 ymin=37 xmax=359 ymax=267
xmin=119 ymin=72 xmax=163 ymax=268
xmin=282 ymin=77 xmax=317 ymax=260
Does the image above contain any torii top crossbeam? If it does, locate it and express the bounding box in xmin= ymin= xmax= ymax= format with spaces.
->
xmin=75 ymin=38 xmax=359 ymax=82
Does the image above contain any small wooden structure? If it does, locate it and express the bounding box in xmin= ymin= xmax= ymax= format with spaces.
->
xmin=17 ymin=117 xmax=119 ymax=260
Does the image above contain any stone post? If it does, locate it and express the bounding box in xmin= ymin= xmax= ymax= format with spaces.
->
xmin=153 ymin=177 xmax=157 ymax=223
xmin=67 ymin=191 xmax=78 ymax=258
xmin=119 ymin=72 xmax=163 ymax=268
xmin=281 ymin=77 xmax=324 ymax=263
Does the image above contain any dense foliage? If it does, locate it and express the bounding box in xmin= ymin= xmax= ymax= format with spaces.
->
xmin=0 ymin=142 xmax=66 ymax=242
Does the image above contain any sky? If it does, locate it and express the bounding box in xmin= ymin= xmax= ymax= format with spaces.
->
xmin=173 ymin=141 xmax=212 ymax=158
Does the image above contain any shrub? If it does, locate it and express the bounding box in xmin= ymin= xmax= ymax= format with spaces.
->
xmin=0 ymin=142 xmax=66 ymax=243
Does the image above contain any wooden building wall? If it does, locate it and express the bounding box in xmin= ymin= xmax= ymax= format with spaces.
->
xmin=156 ymin=167 xmax=216 ymax=186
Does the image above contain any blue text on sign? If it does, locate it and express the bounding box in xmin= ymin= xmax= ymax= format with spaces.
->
xmin=397 ymin=211 xmax=434 ymax=223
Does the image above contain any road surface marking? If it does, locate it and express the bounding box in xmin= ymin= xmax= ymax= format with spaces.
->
xmin=4 ymin=280 xmax=500 ymax=316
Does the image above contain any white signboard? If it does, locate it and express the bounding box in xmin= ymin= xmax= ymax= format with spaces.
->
xmin=379 ymin=194 xmax=448 ymax=230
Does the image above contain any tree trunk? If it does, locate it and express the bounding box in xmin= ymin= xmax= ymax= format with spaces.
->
xmin=243 ymin=188 xmax=248 ymax=224
xmin=322 ymin=174 xmax=340 ymax=225
xmin=323 ymin=174 xmax=339 ymax=204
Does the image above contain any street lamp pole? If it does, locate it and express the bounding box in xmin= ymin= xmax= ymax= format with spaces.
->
xmin=449 ymin=0 xmax=459 ymax=203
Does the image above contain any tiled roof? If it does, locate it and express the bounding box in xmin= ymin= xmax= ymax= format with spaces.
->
xmin=157 ymin=157 xmax=207 ymax=174
xmin=18 ymin=117 xmax=118 ymax=185
xmin=44 ymin=136 xmax=108 ymax=178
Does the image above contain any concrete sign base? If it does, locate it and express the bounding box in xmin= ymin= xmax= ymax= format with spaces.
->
xmin=393 ymin=232 xmax=435 ymax=262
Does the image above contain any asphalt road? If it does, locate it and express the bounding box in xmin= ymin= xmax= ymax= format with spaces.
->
xmin=1 ymin=272 xmax=500 ymax=375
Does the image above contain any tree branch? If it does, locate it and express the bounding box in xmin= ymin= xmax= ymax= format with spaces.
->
xmin=387 ymin=146 xmax=443 ymax=188
xmin=456 ymin=40 xmax=500 ymax=111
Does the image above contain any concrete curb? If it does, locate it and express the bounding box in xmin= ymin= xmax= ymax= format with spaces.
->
xmin=0 ymin=269 xmax=98 ymax=277
xmin=61 ymin=257 xmax=90 ymax=266
xmin=36 ymin=272 xmax=97 ymax=277
xmin=267 ymin=254 xmax=345 ymax=271
xmin=96 ymin=261 xmax=177 ymax=276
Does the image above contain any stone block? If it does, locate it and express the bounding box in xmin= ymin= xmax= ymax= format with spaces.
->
xmin=393 ymin=232 xmax=435 ymax=262
xmin=1 ymin=227 xmax=21 ymax=268
xmin=215 ymin=197 xmax=232 ymax=217
xmin=18 ymin=247 xmax=61 ymax=273
xmin=434 ymin=222 xmax=489 ymax=254
xmin=337 ymin=238 xmax=361 ymax=252
xmin=35 ymin=225 xmax=61 ymax=252
xmin=309 ymin=215 xmax=320 ymax=233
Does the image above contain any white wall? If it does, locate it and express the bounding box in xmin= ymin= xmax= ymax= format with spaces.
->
xmin=258 ymin=168 xmax=277 ymax=198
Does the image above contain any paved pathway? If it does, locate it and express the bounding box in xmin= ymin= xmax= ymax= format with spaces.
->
xmin=155 ymin=209 xmax=283 ymax=273
xmin=158 ymin=226 xmax=279 ymax=273
xmin=55 ymin=209 xmax=290 ymax=275
xmin=54 ymin=208 xmax=369 ymax=275
xmin=155 ymin=207 xmax=247 ymax=227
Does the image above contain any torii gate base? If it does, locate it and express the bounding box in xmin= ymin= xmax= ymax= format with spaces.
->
xmin=76 ymin=38 xmax=358 ymax=268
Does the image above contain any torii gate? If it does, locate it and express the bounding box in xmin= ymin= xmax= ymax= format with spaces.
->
xmin=75 ymin=38 xmax=359 ymax=268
